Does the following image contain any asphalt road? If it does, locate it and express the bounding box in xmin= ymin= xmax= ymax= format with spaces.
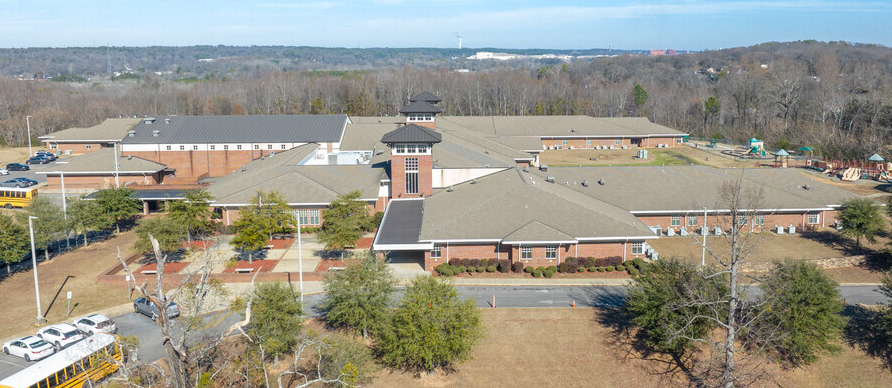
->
xmin=1 ymin=160 xmax=49 ymax=186
xmin=0 ymin=285 xmax=887 ymax=380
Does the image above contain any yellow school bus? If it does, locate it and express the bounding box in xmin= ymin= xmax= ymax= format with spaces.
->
xmin=0 ymin=187 xmax=37 ymax=209
xmin=0 ymin=333 xmax=122 ymax=388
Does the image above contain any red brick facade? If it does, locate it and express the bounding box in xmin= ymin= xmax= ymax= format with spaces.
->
xmin=45 ymin=142 xmax=110 ymax=155
xmin=122 ymin=149 xmax=280 ymax=182
xmin=422 ymin=241 xmax=646 ymax=270
xmin=44 ymin=173 xmax=164 ymax=190
xmin=390 ymin=154 xmax=433 ymax=198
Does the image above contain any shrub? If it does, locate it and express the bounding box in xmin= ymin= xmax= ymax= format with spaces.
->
xmin=468 ymin=259 xmax=480 ymax=268
xmin=440 ymin=268 xmax=454 ymax=277
xmin=588 ymin=266 xmax=597 ymax=272
xmin=606 ymin=266 xmax=615 ymax=272
xmin=498 ymin=259 xmax=511 ymax=273
xmin=565 ymin=257 xmax=578 ymax=265
xmin=532 ymin=270 xmax=543 ymax=277
xmin=558 ymin=263 xmax=569 ymax=273
xmin=616 ymin=265 xmax=626 ymax=272
xmin=578 ymin=267 xmax=586 ymax=273
xmin=628 ymin=268 xmax=639 ymax=277
xmin=544 ymin=270 xmax=554 ymax=278
xmin=461 ymin=258 xmax=471 ymax=267
xmin=486 ymin=265 xmax=496 ymax=273
xmin=436 ymin=264 xmax=449 ymax=274
xmin=456 ymin=266 xmax=466 ymax=274
xmin=524 ymin=266 xmax=534 ymax=273
xmin=466 ymin=266 xmax=475 ymax=274
xmin=583 ymin=257 xmax=597 ymax=267
xmin=448 ymin=259 xmax=462 ymax=267
xmin=623 ymin=260 xmax=634 ymax=268
xmin=596 ymin=257 xmax=623 ymax=267
xmin=536 ymin=266 xmax=547 ymax=273
xmin=633 ymin=258 xmax=645 ymax=269
xmin=547 ymin=265 xmax=557 ymax=273
xmin=475 ymin=266 xmax=485 ymax=273
xmin=512 ymin=262 xmax=525 ymax=273
xmin=488 ymin=258 xmax=499 ymax=266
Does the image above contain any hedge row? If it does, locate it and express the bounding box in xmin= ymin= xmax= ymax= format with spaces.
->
xmin=438 ymin=257 xmax=651 ymax=278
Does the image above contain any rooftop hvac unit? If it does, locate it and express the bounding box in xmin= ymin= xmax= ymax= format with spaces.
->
xmin=127 ymin=130 xmax=135 ymax=137
xmin=581 ymin=180 xmax=588 ymax=187
xmin=546 ymin=176 xmax=555 ymax=183
xmin=522 ymin=166 xmax=529 ymax=172
xmin=164 ymin=118 xmax=170 ymax=124
xmin=447 ymin=186 xmax=454 ymax=192
xmin=470 ymin=179 xmax=477 ymax=184
xmin=152 ymin=130 xmax=160 ymax=137
xmin=539 ymin=164 xmax=548 ymax=172
xmin=143 ymin=117 xmax=155 ymax=124
xmin=598 ymin=179 xmax=605 ymax=185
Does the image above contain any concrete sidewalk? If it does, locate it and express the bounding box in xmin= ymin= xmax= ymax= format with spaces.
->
xmin=451 ymin=278 xmax=633 ymax=286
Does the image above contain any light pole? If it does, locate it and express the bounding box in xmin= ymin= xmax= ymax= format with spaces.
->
xmin=26 ymin=115 xmax=33 ymax=157
xmin=701 ymin=206 xmax=707 ymax=269
xmin=296 ymin=211 xmax=304 ymax=303
xmin=60 ymin=172 xmax=67 ymax=220
xmin=112 ymin=142 xmax=120 ymax=188
xmin=29 ymin=216 xmax=46 ymax=325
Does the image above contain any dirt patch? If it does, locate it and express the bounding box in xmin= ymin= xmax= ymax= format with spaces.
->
xmin=136 ymin=261 xmax=190 ymax=274
xmin=356 ymin=237 xmax=374 ymax=249
xmin=222 ymin=260 xmax=278 ymax=273
xmin=0 ymin=231 xmax=139 ymax=337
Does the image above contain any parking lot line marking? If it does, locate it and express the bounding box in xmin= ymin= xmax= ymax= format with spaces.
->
xmin=0 ymin=359 xmax=24 ymax=368
xmin=201 ymin=311 xmax=234 ymax=330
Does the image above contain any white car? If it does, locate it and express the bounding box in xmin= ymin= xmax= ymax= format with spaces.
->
xmin=0 ymin=169 xmax=8 ymax=175
xmin=36 ymin=323 xmax=85 ymax=350
xmin=2 ymin=336 xmax=55 ymax=362
xmin=73 ymin=314 xmax=118 ymax=335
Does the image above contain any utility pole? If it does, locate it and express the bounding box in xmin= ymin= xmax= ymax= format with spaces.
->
xmin=29 ymin=216 xmax=46 ymax=325
xmin=702 ymin=206 xmax=708 ymax=269
xmin=112 ymin=142 xmax=120 ymax=188
xmin=26 ymin=115 xmax=33 ymax=157
xmin=61 ymin=172 xmax=67 ymax=220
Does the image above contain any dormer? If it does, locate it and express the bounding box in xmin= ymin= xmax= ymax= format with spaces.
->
xmin=399 ymin=100 xmax=442 ymax=129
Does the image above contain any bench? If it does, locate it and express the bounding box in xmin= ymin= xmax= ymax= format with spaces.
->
xmin=263 ymin=245 xmax=274 ymax=250
xmin=235 ymin=267 xmax=254 ymax=273
xmin=141 ymin=270 xmax=157 ymax=275
xmin=328 ymin=267 xmax=346 ymax=271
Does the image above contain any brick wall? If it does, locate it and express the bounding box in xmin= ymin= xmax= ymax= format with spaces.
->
xmin=44 ymin=173 xmax=162 ymax=190
xmin=390 ymin=154 xmax=433 ymax=198
xmin=46 ymin=142 xmax=108 ymax=155
xmin=422 ymin=240 xmax=645 ymax=271
xmin=541 ymin=136 xmax=683 ymax=150
xmin=122 ymin=149 xmax=280 ymax=181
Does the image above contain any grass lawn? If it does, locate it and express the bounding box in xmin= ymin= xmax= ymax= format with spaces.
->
xmin=539 ymin=146 xmax=757 ymax=168
xmin=0 ymin=146 xmax=32 ymax=165
xmin=0 ymin=231 xmax=139 ymax=337
xmin=367 ymin=308 xmax=892 ymax=388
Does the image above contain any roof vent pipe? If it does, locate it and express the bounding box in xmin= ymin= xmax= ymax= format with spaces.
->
xmin=127 ymin=130 xmax=135 ymax=137
xmin=470 ymin=179 xmax=477 ymax=184
xmin=152 ymin=130 xmax=160 ymax=137
xmin=598 ymin=179 xmax=605 ymax=185
xmin=546 ymin=176 xmax=555 ymax=183
xmin=164 ymin=118 xmax=170 ymax=124
xmin=582 ymin=180 xmax=589 ymax=187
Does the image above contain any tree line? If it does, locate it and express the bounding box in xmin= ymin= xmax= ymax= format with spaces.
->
xmin=0 ymin=41 xmax=890 ymax=158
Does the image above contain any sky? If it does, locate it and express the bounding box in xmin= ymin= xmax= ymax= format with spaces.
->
xmin=1 ymin=0 xmax=890 ymax=50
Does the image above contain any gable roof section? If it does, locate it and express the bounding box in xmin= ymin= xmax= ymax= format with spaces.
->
xmin=409 ymin=91 xmax=442 ymax=103
xmin=121 ymin=115 xmax=349 ymax=144
xmin=398 ymin=100 xmax=442 ymax=115
xmin=437 ymin=116 xmax=686 ymax=138
xmin=381 ymin=124 xmax=442 ymax=144
xmin=39 ymin=118 xmax=140 ymax=142
xmin=37 ymin=148 xmax=166 ymax=175
xmin=373 ymin=199 xmax=431 ymax=250
xmin=502 ymin=221 xmax=576 ymax=244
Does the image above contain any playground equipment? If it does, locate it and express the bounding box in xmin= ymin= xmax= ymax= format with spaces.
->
xmin=840 ymin=168 xmax=861 ymax=182
xmin=774 ymin=149 xmax=790 ymax=168
xmin=748 ymin=138 xmax=766 ymax=156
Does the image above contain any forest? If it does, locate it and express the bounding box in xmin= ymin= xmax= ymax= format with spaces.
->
xmin=0 ymin=40 xmax=890 ymax=158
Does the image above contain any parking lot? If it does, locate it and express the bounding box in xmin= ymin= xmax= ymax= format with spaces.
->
xmin=1 ymin=158 xmax=51 ymax=187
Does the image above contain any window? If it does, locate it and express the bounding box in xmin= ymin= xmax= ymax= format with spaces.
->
xmin=405 ymin=157 xmax=419 ymax=194
xmin=236 ymin=145 xmax=243 ymax=150
xmin=210 ymin=145 xmax=215 ymax=150
xmin=416 ymin=144 xmax=428 ymax=153
xmin=166 ymin=145 xmax=171 ymax=150
xmin=545 ymin=246 xmax=557 ymax=259
xmin=670 ymin=216 xmax=681 ymax=227
xmin=736 ymin=216 xmax=748 ymax=227
xmin=50 ymin=144 xmax=57 ymax=149
xmin=224 ymin=145 xmax=229 ymax=150
xmin=431 ymin=245 xmax=442 ymax=258
xmin=676 ymin=137 xmax=683 ymax=143
xmin=405 ymin=144 xmax=417 ymax=153
xmin=268 ymin=144 xmax=273 ymax=149
xmin=562 ymin=139 xmax=568 ymax=146
xmin=808 ymin=213 xmax=819 ymax=224
xmin=586 ymin=139 xmax=593 ymax=147
xmin=615 ymin=139 xmax=621 ymax=145
xmin=281 ymin=144 xmax=287 ymax=150
xmin=688 ymin=216 xmax=698 ymax=226
xmin=520 ymin=247 xmax=532 ymax=260
xmin=254 ymin=144 xmax=260 ymax=150
xmin=192 ymin=145 xmax=198 ymax=150
xmin=754 ymin=215 xmax=765 ymax=226
xmin=296 ymin=209 xmax=320 ymax=225
xmin=85 ymin=144 xmax=92 ymax=149
xmin=631 ymin=242 xmax=644 ymax=255
xmin=394 ymin=144 xmax=406 ymax=154
xmin=179 ymin=145 xmax=185 ymax=151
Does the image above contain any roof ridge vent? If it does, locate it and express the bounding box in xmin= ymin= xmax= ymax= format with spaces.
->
xmin=127 ymin=130 xmax=135 ymax=137
xmin=470 ymin=179 xmax=477 ymax=184
xmin=143 ymin=117 xmax=155 ymax=124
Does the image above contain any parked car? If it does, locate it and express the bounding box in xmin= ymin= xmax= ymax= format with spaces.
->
xmin=34 ymin=151 xmax=57 ymax=160
xmin=2 ymin=336 xmax=55 ymax=361
xmin=133 ymin=296 xmax=181 ymax=321
xmin=36 ymin=323 xmax=85 ymax=350
xmin=5 ymin=163 xmax=29 ymax=171
xmin=1 ymin=177 xmax=37 ymax=187
xmin=0 ymin=169 xmax=7 ymax=175
xmin=73 ymin=314 xmax=118 ymax=335
xmin=25 ymin=156 xmax=50 ymax=165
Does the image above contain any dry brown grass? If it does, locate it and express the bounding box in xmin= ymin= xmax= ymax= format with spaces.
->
xmin=0 ymin=146 xmax=31 ymax=165
xmin=368 ymin=308 xmax=892 ymax=388
xmin=648 ymin=231 xmax=850 ymax=264
xmin=0 ymin=231 xmax=139 ymax=336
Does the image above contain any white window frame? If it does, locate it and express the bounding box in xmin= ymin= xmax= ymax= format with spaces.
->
xmin=807 ymin=213 xmax=819 ymax=224
xmin=431 ymin=245 xmax=442 ymax=258
xmin=545 ymin=246 xmax=557 ymax=259
xmin=736 ymin=215 xmax=748 ymax=227
xmin=166 ymin=145 xmax=172 ymax=150
xmin=50 ymin=144 xmax=57 ymax=149
xmin=585 ymin=139 xmax=593 ymax=147
xmin=687 ymin=216 xmax=698 ymax=226
xmin=192 ymin=145 xmax=198 ymax=150
xmin=296 ymin=209 xmax=320 ymax=225
xmin=520 ymin=246 xmax=533 ymax=260
xmin=210 ymin=145 xmax=215 ymax=150
xmin=631 ymin=242 xmax=644 ymax=255
xmin=754 ymin=214 xmax=765 ymax=226
xmin=670 ymin=216 xmax=681 ymax=227
xmin=281 ymin=144 xmax=287 ymax=150
xmin=237 ymin=145 xmax=243 ymax=150
xmin=85 ymin=144 xmax=92 ymax=149
xmin=179 ymin=145 xmax=185 ymax=151
xmin=615 ymin=139 xmax=621 ymax=145
xmin=267 ymin=144 xmax=273 ymax=150
xmin=405 ymin=157 xmax=419 ymax=194
xmin=224 ymin=145 xmax=229 ymax=150
xmin=254 ymin=144 xmax=260 ymax=150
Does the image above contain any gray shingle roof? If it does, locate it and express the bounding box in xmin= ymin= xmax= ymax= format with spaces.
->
xmin=398 ymin=100 xmax=442 ymax=115
xmin=39 ymin=118 xmax=140 ymax=142
xmin=437 ymin=116 xmax=686 ymax=138
xmin=503 ymin=221 xmax=576 ymax=243
xmin=36 ymin=148 xmax=166 ymax=175
xmin=409 ymin=91 xmax=442 ymax=103
xmin=121 ymin=115 xmax=349 ymax=144
xmin=373 ymin=199 xmax=427 ymax=248
xmin=381 ymin=124 xmax=442 ymax=144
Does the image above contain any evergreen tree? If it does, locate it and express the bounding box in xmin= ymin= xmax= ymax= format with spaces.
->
xmin=0 ymin=214 xmax=28 ymax=274
xmin=67 ymin=197 xmax=111 ymax=247
xmin=168 ymin=189 xmax=213 ymax=243
xmin=838 ymin=197 xmax=885 ymax=247
xmin=17 ymin=197 xmax=67 ymax=260
xmin=318 ymin=191 xmax=369 ymax=250
xmin=94 ymin=187 xmax=142 ymax=233
xmin=134 ymin=216 xmax=186 ymax=260
xmin=321 ymin=252 xmax=396 ymax=338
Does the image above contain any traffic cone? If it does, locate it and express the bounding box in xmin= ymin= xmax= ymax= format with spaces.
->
xmin=572 ymin=300 xmax=576 ymax=308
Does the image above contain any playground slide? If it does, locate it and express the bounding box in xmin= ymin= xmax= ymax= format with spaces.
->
xmin=841 ymin=168 xmax=861 ymax=182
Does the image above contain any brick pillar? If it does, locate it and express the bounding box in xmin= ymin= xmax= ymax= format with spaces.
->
xmin=390 ymin=154 xmax=433 ymax=198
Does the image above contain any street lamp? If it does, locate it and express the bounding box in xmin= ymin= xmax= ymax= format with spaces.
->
xmin=296 ymin=211 xmax=304 ymax=303
xmin=701 ymin=206 xmax=708 ymax=269
xmin=26 ymin=115 xmax=33 ymax=157
xmin=29 ymin=216 xmax=46 ymax=325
